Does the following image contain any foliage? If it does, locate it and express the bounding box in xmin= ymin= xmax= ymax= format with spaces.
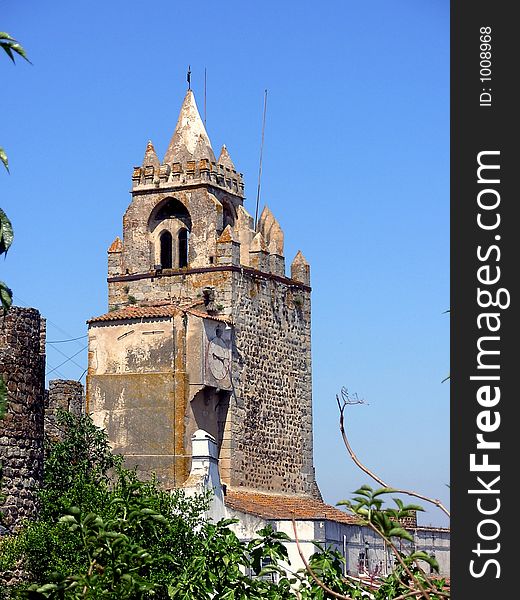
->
xmin=168 ymin=520 xmax=295 ymax=600
xmin=0 ymin=413 xmax=296 ymax=599
xmin=1 ymin=29 xmax=28 ymax=309
xmin=336 ymin=485 xmax=446 ymax=599
xmin=1 ymin=28 xmax=30 ymax=413
xmin=1 ymin=412 xmax=448 ymax=600
xmin=0 ymin=32 xmax=30 ymax=67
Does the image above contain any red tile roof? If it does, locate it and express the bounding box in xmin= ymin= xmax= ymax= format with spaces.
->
xmin=186 ymin=307 xmax=232 ymax=324
xmin=88 ymin=304 xmax=233 ymax=325
xmin=88 ymin=305 xmax=179 ymax=323
xmin=224 ymin=490 xmax=358 ymax=525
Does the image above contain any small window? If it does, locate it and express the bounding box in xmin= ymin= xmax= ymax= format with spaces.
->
xmin=178 ymin=228 xmax=188 ymax=268
xmin=160 ymin=231 xmax=173 ymax=269
xmin=223 ymin=205 xmax=235 ymax=228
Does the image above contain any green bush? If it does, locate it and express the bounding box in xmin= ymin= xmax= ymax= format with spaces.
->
xmin=0 ymin=411 xmax=448 ymax=599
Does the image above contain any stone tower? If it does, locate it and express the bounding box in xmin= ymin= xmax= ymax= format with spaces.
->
xmin=87 ymin=90 xmax=319 ymax=498
xmin=0 ymin=307 xmax=46 ymax=532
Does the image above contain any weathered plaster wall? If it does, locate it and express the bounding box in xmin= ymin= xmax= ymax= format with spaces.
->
xmin=87 ymin=315 xmax=191 ymax=486
xmin=0 ymin=307 xmax=45 ymax=533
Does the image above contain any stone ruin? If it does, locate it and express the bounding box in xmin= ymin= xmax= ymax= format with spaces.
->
xmin=0 ymin=306 xmax=84 ymax=534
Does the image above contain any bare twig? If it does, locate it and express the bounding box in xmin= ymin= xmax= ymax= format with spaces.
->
xmin=336 ymin=390 xmax=450 ymax=518
xmin=393 ymin=592 xmax=427 ymax=600
xmin=393 ymin=589 xmax=449 ymax=600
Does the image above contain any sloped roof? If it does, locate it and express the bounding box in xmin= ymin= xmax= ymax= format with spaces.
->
xmin=225 ymin=490 xmax=358 ymax=525
xmin=218 ymin=145 xmax=237 ymax=171
xmin=88 ymin=305 xmax=179 ymax=323
xmin=88 ymin=304 xmax=232 ymax=325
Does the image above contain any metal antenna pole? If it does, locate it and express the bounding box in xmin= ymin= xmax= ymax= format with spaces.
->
xmin=204 ymin=67 xmax=207 ymax=127
xmin=254 ymin=89 xmax=268 ymax=231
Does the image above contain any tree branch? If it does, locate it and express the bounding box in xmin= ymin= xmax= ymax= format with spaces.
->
xmin=291 ymin=516 xmax=356 ymax=600
xmin=336 ymin=391 xmax=450 ymax=518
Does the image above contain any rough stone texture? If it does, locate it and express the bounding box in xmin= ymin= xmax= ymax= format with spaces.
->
xmin=0 ymin=307 xmax=45 ymax=533
xmin=399 ymin=511 xmax=418 ymax=529
xmin=229 ymin=272 xmax=317 ymax=497
xmin=45 ymin=379 xmax=84 ymax=441
xmin=87 ymin=89 xmax=320 ymax=499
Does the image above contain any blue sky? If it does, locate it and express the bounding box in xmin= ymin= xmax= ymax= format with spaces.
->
xmin=2 ymin=1 xmax=449 ymax=525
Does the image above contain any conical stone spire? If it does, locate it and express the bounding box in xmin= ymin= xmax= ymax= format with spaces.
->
xmin=218 ymin=145 xmax=236 ymax=171
xmin=164 ymin=90 xmax=216 ymax=165
xmin=142 ymin=140 xmax=160 ymax=168
xmin=258 ymin=206 xmax=284 ymax=256
xmin=291 ymin=250 xmax=310 ymax=285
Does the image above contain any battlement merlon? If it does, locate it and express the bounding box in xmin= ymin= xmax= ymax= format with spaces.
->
xmin=131 ymin=160 xmax=245 ymax=198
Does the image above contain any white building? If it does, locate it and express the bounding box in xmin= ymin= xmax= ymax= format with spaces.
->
xmin=184 ymin=430 xmax=450 ymax=579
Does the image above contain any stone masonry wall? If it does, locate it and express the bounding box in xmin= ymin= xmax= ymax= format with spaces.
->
xmin=45 ymin=379 xmax=84 ymax=441
xmin=230 ymin=272 xmax=318 ymax=497
xmin=0 ymin=307 xmax=45 ymax=533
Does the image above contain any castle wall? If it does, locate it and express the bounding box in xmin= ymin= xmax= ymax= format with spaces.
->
xmin=229 ymin=272 xmax=317 ymax=497
xmin=45 ymin=379 xmax=84 ymax=440
xmin=98 ymin=262 xmax=317 ymax=497
xmin=108 ymin=267 xmax=234 ymax=311
xmin=0 ymin=307 xmax=45 ymax=532
xmin=91 ymin=89 xmax=319 ymax=501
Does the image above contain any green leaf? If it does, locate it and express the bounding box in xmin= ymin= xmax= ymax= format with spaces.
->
xmin=372 ymin=487 xmax=398 ymax=497
xmin=59 ymin=515 xmax=78 ymax=524
xmin=36 ymin=584 xmax=59 ymax=593
xmin=401 ymin=503 xmax=425 ymax=513
xmin=0 ymin=208 xmax=15 ymax=254
xmin=0 ymin=146 xmax=8 ymax=172
xmin=0 ymin=32 xmax=31 ymax=63
xmin=409 ymin=551 xmax=439 ymax=572
xmin=353 ymin=485 xmax=373 ymax=497
xmin=0 ymin=281 xmax=13 ymax=311
xmin=387 ymin=527 xmax=414 ymax=542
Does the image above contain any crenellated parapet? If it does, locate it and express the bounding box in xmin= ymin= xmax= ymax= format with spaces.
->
xmin=248 ymin=231 xmax=269 ymax=272
xmin=290 ymin=250 xmax=310 ymax=286
xmin=106 ymin=89 xmax=308 ymax=312
xmin=216 ymin=225 xmax=240 ymax=266
xmin=132 ymin=158 xmax=244 ymax=197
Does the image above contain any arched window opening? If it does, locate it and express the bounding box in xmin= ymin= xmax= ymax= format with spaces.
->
xmin=178 ymin=228 xmax=189 ymax=268
xmin=223 ymin=206 xmax=235 ymax=229
xmin=160 ymin=231 xmax=173 ymax=269
xmin=153 ymin=197 xmax=192 ymax=231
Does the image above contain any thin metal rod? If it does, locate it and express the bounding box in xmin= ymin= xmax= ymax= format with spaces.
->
xmin=254 ymin=89 xmax=268 ymax=231
xmin=204 ymin=67 xmax=207 ymax=127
